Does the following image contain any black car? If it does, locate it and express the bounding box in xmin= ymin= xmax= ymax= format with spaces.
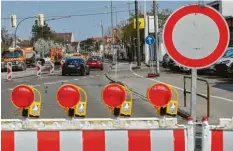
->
xmin=62 ymin=58 xmax=90 ymax=76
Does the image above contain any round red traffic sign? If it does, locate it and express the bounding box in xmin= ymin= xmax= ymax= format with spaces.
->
xmin=57 ymin=84 xmax=81 ymax=108
xmin=163 ymin=4 xmax=229 ymax=69
xmin=147 ymin=83 xmax=172 ymax=107
xmin=102 ymin=83 xmax=126 ymax=107
xmin=11 ymin=85 xmax=34 ymax=108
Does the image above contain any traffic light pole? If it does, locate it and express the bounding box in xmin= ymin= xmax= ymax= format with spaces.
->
xmin=14 ymin=16 xmax=35 ymax=48
xmin=135 ymin=0 xmax=141 ymax=67
xmin=153 ymin=0 xmax=159 ymax=76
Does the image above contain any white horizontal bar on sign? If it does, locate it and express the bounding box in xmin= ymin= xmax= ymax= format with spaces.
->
xmin=1 ymin=118 xmax=183 ymax=131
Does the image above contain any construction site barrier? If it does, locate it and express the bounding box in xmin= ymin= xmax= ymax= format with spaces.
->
xmin=7 ymin=62 xmax=12 ymax=80
xmin=202 ymin=117 xmax=233 ymax=151
xmin=50 ymin=60 xmax=55 ymax=75
xmin=36 ymin=61 xmax=42 ymax=77
xmin=183 ymin=76 xmax=210 ymax=117
xmin=3 ymin=83 xmax=233 ymax=151
xmin=1 ymin=117 xmax=194 ymax=151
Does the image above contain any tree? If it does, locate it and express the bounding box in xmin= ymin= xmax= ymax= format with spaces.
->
xmin=1 ymin=27 xmax=14 ymax=50
xmin=31 ymin=20 xmax=54 ymax=42
xmin=80 ymin=39 xmax=96 ymax=51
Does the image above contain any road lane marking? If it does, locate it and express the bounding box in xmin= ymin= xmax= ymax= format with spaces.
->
xmin=129 ymin=63 xmax=233 ymax=103
xmin=82 ymin=77 xmax=86 ymax=79
xmin=96 ymin=75 xmax=100 ymax=76
xmin=73 ymin=79 xmax=79 ymax=80
xmin=44 ymin=82 xmax=57 ymax=85
xmin=31 ymin=84 xmax=40 ymax=87
xmin=90 ymin=76 xmax=94 ymax=78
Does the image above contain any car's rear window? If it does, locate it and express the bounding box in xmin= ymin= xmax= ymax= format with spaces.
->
xmin=66 ymin=59 xmax=81 ymax=64
xmin=88 ymin=57 xmax=101 ymax=61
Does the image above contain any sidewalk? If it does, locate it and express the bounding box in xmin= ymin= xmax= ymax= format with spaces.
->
xmin=107 ymin=63 xmax=233 ymax=124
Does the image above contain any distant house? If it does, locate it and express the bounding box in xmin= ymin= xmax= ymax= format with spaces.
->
xmin=207 ymin=0 xmax=233 ymax=46
xmin=55 ymin=32 xmax=75 ymax=43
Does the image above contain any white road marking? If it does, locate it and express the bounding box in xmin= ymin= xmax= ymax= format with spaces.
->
xmin=130 ymin=63 xmax=233 ymax=103
xmin=44 ymin=82 xmax=57 ymax=85
xmin=13 ymin=79 xmax=29 ymax=83
xmin=30 ymin=84 xmax=40 ymax=88
xmin=73 ymin=79 xmax=79 ymax=80
xmin=96 ymin=75 xmax=100 ymax=76
xmin=82 ymin=77 xmax=86 ymax=79
xmin=90 ymin=76 xmax=95 ymax=78
xmin=58 ymin=80 xmax=68 ymax=83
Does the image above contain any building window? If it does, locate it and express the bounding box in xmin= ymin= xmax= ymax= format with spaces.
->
xmin=230 ymin=27 xmax=233 ymax=47
xmin=211 ymin=4 xmax=220 ymax=11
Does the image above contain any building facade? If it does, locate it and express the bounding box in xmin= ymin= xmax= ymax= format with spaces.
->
xmin=207 ymin=0 xmax=233 ymax=46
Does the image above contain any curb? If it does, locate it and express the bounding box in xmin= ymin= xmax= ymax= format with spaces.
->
xmin=105 ymin=72 xmax=191 ymax=120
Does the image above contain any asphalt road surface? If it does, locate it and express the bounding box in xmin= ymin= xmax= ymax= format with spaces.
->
xmin=1 ymin=63 xmax=158 ymax=119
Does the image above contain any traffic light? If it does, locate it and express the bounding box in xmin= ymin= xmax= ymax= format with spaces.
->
xmin=10 ymin=15 xmax=17 ymax=28
xmin=38 ymin=14 xmax=44 ymax=27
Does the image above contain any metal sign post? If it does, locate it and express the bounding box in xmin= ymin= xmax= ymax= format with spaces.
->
xmin=191 ymin=69 xmax=197 ymax=122
xmin=145 ymin=35 xmax=157 ymax=78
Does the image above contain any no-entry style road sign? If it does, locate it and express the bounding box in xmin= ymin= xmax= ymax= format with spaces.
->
xmin=163 ymin=4 xmax=229 ymax=69
xmin=145 ymin=35 xmax=155 ymax=45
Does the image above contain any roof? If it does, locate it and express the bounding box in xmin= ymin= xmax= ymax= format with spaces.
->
xmin=206 ymin=0 xmax=220 ymax=6
xmin=55 ymin=32 xmax=73 ymax=42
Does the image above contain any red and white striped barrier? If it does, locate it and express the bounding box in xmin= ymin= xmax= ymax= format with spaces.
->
xmin=36 ymin=61 xmax=42 ymax=77
xmin=1 ymin=118 xmax=194 ymax=151
xmin=1 ymin=129 xmax=187 ymax=151
xmin=7 ymin=62 xmax=12 ymax=80
xmin=61 ymin=60 xmax=65 ymax=70
xmin=50 ymin=61 xmax=55 ymax=75
xmin=202 ymin=117 xmax=233 ymax=151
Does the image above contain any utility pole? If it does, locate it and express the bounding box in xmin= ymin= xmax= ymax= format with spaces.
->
xmin=128 ymin=1 xmax=131 ymax=18
xmin=111 ymin=0 xmax=115 ymax=64
xmin=153 ymin=0 xmax=159 ymax=75
xmin=135 ymin=0 xmax=141 ymax=67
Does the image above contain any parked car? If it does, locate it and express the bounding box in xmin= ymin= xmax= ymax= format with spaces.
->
xmin=162 ymin=54 xmax=170 ymax=68
xmin=228 ymin=62 xmax=233 ymax=78
xmin=215 ymin=48 xmax=233 ymax=76
xmin=87 ymin=56 xmax=104 ymax=70
xmin=197 ymin=48 xmax=233 ymax=75
xmin=62 ymin=58 xmax=90 ymax=76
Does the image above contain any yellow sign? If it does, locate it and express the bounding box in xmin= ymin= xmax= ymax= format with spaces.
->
xmin=133 ymin=18 xmax=144 ymax=29
xmin=120 ymin=86 xmax=133 ymax=116
xmin=28 ymin=87 xmax=42 ymax=117
xmin=151 ymin=84 xmax=179 ymax=116
xmin=75 ymin=86 xmax=88 ymax=117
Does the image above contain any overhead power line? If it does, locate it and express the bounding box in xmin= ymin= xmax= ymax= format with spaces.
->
xmin=1 ymin=9 xmax=134 ymax=20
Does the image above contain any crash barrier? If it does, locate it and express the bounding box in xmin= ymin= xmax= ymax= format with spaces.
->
xmin=50 ymin=60 xmax=55 ymax=75
xmin=1 ymin=117 xmax=194 ymax=151
xmin=202 ymin=117 xmax=233 ymax=151
xmin=183 ymin=76 xmax=210 ymax=117
xmin=3 ymin=83 xmax=233 ymax=150
xmin=7 ymin=62 xmax=12 ymax=80
xmin=36 ymin=61 xmax=42 ymax=77
xmin=61 ymin=60 xmax=65 ymax=70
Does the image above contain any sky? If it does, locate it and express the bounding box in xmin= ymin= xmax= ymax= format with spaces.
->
xmin=1 ymin=0 xmax=205 ymax=41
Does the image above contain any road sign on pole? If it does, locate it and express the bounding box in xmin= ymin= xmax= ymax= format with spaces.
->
xmin=163 ymin=4 xmax=229 ymax=69
xmin=145 ymin=35 xmax=155 ymax=45
xmin=163 ymin=4 xmax=230 ymax=124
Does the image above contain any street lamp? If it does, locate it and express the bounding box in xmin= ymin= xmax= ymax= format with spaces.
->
xmin=13 ymin=16 xmax=36 ymax=48
xmin=105 ymin=6 xmax=117 ymax=26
